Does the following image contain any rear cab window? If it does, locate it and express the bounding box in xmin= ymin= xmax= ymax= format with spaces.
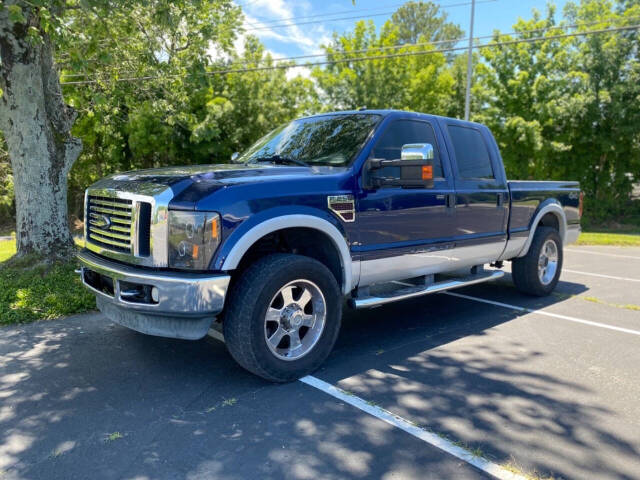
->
xmin=447 ymin=125 xmax=494 ymax=179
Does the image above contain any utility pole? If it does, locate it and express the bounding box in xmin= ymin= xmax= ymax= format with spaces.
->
xmin=464 ymin=0 xmax=476 ymax=121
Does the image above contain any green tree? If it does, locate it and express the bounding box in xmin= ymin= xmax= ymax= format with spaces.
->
xmin=64 ymin=31 xmax=318 ymax=218
xmin=480 ymin=0 xmax=640 ymax=222
xmin=313 ymin=20 xmax=455 ymax=114
xmin=390 ymin=0 xmax=464 ymax=48
xmin=0 ymin=0 xmax=241 ymax=257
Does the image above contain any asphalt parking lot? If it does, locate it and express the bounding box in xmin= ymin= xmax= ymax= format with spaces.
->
xmin=1 ymin=246 xmax=639 ymax=480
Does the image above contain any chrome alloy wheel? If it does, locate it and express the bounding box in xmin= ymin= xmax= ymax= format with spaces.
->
xmin=538 ymin=239 xmax=559 ymax=285
xmin=264 ymin=279 xmax=327 ymax=361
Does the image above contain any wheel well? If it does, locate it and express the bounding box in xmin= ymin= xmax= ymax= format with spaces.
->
xmin=538 ymin=212 xmax=560 ymax=233
xmin=231 ymin=227 xmax=343 ymax=289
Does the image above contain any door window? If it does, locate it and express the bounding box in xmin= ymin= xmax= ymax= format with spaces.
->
xmin=447 ymin=125 xmax=494 ymax=179
xmin=371 ymin=120 xmax=444 ymax=179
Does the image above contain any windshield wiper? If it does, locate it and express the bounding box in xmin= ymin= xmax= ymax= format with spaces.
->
xmin=250 ymin=155 xmax=310 ymax=168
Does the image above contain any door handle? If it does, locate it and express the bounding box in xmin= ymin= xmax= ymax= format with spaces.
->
xmin=496 ymin=193 xmax=504 ymax=207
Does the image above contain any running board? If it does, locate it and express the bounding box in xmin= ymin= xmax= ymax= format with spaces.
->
xmin=351 ymin=271 xmax=505 ymax=309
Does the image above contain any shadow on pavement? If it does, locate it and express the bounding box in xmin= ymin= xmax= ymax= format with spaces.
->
xmin=1 ymin=276 xmax=637 ymax=479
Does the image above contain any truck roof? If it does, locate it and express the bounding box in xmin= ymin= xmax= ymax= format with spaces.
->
xmin=300 ymin=109 xmax=485 ymax=128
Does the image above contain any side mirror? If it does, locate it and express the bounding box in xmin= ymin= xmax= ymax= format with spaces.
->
xmin=231 ymin=152 xmax=240 ymax=162
xmin=401 ymin=143 xmax=434 ymax=161
xmin=367 ymin=143 xmax=435 ymax=189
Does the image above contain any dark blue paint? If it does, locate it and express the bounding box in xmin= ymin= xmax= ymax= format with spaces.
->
xmin=106 ymin=110 xmax=581 ymax=273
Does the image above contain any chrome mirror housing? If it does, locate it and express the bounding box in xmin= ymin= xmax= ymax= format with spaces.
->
xmin=401 ymin=143 xmax=434 ymax=161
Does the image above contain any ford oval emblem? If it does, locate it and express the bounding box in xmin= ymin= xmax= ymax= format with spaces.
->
xmin=93 ymin=214 xmax=112 ymax=229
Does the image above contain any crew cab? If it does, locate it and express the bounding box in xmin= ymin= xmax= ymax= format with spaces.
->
xmin=78 ymin=110 xmax=582 ymax=381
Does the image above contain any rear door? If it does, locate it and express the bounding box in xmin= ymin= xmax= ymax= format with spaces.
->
xmin=439 ymin=120 xmax=508 ymax=261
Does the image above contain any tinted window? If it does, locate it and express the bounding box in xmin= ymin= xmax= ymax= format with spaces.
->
xmin=448 ymin=126 xmax=494 ymax=179
xmin=371 ymin=120 xmax=444 ymax=178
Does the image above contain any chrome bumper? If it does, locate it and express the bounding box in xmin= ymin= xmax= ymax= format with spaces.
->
xmin=77 ymin=250 xmax=230 ymax=339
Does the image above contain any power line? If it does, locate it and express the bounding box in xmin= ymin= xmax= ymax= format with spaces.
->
xmin=211 ymin=24 xmax=640 ymax=74
xmin=242 ymin=0 xmax=495 ymax=31
xmin=54 ymin=0 xmax=488 ymax=73
xmin=245 ymin=1 xmax=412 ymax=25
xmin=60 ymin=23 xmax=640 ymax=84
xmin=59 ymin=19 xmax=639 ymax=82
xmin=241 ymin=0 xmax=490 ymax=27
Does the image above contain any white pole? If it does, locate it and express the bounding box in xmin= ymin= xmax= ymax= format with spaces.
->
xmin=464 ymin=0 xmax=476 ymax=121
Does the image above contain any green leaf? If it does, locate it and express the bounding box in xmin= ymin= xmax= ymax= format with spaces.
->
xmin=7 ymin=4 xmax=26 ymax=25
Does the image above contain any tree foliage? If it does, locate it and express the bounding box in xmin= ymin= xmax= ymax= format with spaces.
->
xmin=43 ymin=1 xmax=317 ymax=218
xmin=1 ymin=0 xmax=640 ymax=237
xmin=480 ymin=0 xmax=640 ymax=223
xmin=390 ymin=0 xmax=464 ymax=47
xmin=312 ymin=19 xmax=456 ymax=114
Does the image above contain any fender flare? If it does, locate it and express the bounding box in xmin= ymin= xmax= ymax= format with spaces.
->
xmin=221 ymin=214 xmax=354 ymax=294
xmin=516 ymin=201 xmax=567 ymax=258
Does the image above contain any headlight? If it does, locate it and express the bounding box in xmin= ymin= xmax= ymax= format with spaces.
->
xmin=168 ymin=211 xmax=221 ymax=270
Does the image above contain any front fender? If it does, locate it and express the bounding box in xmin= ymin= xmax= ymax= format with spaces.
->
xmin=213 ymin=206 xmax=354 ymax=294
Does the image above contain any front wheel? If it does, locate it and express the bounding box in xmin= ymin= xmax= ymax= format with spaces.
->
xmin=223 ymin=254 xmax=342 ymax=382
xmin=512 ymin=226 xmax=563 ymax=297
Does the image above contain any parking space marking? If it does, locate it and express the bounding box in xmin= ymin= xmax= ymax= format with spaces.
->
xmin=562 ymin=269 xmax=640 ymax=283
xmin=392 ymin=280 xmax=418 ymax=287
xmin=443 ymin=291 xmax=640 ymax=337
xmin=300 ymin=375 xmax=526 ymax=480
xmin=565 ymin=249 xmax=640 ymax=260
xmin=208 ymin=328 xmax=526 ymax=478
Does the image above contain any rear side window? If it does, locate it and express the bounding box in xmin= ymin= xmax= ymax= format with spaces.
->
xmin=371 ymin=120 xmax=444 ymax=178
xmin=448 ymin=125 xmax=494 ymax=179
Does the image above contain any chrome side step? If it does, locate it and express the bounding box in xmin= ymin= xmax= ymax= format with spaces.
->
xmin=350 ymin=270 xmax=505 ymax=309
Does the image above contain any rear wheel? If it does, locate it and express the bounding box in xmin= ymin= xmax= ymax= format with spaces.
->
xmin=223 ymin=253 xmax=342 ymax=382
xmin=512 ymin=226 xmax=563 ymax=296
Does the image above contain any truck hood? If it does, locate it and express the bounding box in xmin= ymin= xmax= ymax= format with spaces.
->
xmin=89 ymin=163 xmax=349 ymax=209
xmin=100 ymin=163 xmax=346 ymax=187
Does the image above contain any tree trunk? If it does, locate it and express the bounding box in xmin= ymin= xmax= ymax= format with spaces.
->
xmin=0 ymin=3 xmax=82 ymax=258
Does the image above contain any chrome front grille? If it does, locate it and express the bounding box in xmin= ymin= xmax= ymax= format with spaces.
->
xmin=87 ymin=195 xmax=134 ymax=253
xmin=84 ymin=179 xmax=170 ymax=267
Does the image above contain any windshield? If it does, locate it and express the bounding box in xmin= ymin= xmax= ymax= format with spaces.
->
xmin=236 ymin=114 xmax=381 ymax=167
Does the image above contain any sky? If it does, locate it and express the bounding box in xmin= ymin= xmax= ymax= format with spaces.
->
xmin=235 ymin=0 xmax=571 ymax=73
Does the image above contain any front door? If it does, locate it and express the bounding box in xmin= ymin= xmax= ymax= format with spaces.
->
xmin=355 ymin=118 xmax=457 ymax=285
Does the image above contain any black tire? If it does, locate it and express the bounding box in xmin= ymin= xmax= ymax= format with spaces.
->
xmin=512 ymin=226 xmax=563 ymax=297
xmin=223 ymin=253 xmax=342 ymax=382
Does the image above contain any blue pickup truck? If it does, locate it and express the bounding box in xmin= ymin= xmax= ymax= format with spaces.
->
xmin=78 ymin=110 xmax=582 ymax=381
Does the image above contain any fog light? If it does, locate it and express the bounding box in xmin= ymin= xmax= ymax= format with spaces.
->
xmin=151 ymin=287 xmax=159 ymax=303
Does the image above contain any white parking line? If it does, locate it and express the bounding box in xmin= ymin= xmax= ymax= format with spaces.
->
xmin=443 ymin=291 xmax=640 ymax=337
xmin=210 ymin=325 xmax=526 ymax=478
xmin=565 ymin=249 xmax=640 ymax=260
xmin=562 ymin=269 xmax=640 ymax=283
xmin=300 ymin=375 xmax=526 ymax=480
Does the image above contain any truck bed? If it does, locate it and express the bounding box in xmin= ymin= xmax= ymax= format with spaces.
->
xmin=507 ymin=180 xmax=581 ymax=237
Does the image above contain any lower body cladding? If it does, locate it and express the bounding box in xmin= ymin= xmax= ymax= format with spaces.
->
xmin=77 ymin=250 xmax=230 ymax=340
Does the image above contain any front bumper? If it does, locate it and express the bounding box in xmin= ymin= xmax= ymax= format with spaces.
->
xmin=77 ymin=250 xmax=230 ymax=339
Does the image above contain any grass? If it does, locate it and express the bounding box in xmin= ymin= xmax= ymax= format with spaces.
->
xmin=221 ymin=397 xmax=237 ymax=407
xmin=577 ymin=231 xmax=640 ymax=246
xmin=0 ymin=238 xmax=95 ymax=325
xmin=0 ymin=238 xmax=16 ymax=262
xmin=583 ymin=296 xmax=640 ymax=312
xmin=105 ymin=432 xmax=123 ymax=442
